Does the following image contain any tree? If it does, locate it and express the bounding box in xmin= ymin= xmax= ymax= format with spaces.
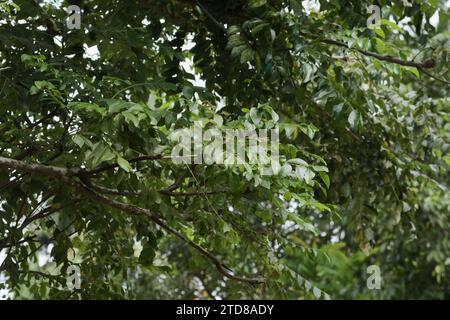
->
xmin=0 ymin=0 xmax=449 ymax=299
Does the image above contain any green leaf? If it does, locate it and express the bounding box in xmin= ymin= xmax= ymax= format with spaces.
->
xmin=300 ymin=123 xmax=318 ymax=140
xmin=72 ymin=135 xmax=85 ymax=148
xmin=123 ymin=111 xmax=140 ymax=127
xmin=288 ymin=213 xmax=318 ymax=235
xmin=380 ymin=19 xmax=402 ymax=32
xmin=374 ymin=28 xmax=385 ymax=39
xmin=139 ymin=242 xmax=156 ymax=266
xmin=240 ymin=47 xmax=254 ymax=64
xmin=182 ymin=86 xmax=194 ymax=99
xmin=69 ymin=102 xmax=106 ymax=116
xmin=319 ymin=172 xmax=330 ymax=188
xmin=249 ymin=0 xmax=267 ymax=8
xmin=348 ymin=110 xmax=360 ymax=129
xmin=105 ymin=99 xmax=141 ymax=114
xmin=116 ymin=155 xmax=132 ymax=172
xmin=402 ymin=66 xmax=420 ymax=78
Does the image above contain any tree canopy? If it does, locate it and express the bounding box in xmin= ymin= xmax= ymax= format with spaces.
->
xmin=0 ymin=0 xmax=449 ymax=299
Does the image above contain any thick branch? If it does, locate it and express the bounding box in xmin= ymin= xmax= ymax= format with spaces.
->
xmin=0 ymin=156 xmax=264 ymax=285
xmin=0 ymin=156 xmax=76 ymax=178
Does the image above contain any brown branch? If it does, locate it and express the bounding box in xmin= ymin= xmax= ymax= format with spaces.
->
xmin=192 ymin=6 xmax=448 ymax=85
xmin=0 ymin=156 xmax=76 ymax=178
xmin=75 ymin=180 xmax=263 ymax=284
xmin=299 ymin=31 xmax=436 ymax=70
xmin=0 ymin=155 xmax=264 ymax=285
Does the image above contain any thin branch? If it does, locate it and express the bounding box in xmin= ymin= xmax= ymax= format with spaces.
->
xmin=22 ymin=200 xmax=82 ymax=228
xmin=299 ymin=31 xmax=436 ymax=70
xmin=418 ymin=67 xmax=450 ymax=85
xmin=85 ymin=181 xmax=225 ymax=197
xmin=165 ymin=171 xmax=189 ymax=192
xmin=85 ymin=155 xmax=164 ymax=175
xmin=195 ymin=1 xmax=226 ymax=32
xmin=28 ymin=107 xmax=60 ymax=130
xmin=18 ymin=270 xmax=60 ymax=279
xmin=0 ymin=236 xmax=37 ymax=249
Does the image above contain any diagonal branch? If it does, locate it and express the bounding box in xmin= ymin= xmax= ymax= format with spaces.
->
xmin=77 ymin=180 xmax=263 ymax=284
xmin=417 ymin=67 xmax=450 ymax=85
xmin=0 ymin=156 xmax=264 ymax=285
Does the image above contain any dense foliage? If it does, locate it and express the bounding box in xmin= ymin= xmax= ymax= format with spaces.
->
xmin=0 ymin=0 xmax=449 ymax=299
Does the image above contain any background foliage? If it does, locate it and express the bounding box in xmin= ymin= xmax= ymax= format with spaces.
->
xmin=0 ymin=0 xmax=449 ymax=299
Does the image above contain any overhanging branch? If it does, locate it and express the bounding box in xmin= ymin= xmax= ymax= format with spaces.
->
xmin=0 ymin=156 xmax=264 ymax=285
